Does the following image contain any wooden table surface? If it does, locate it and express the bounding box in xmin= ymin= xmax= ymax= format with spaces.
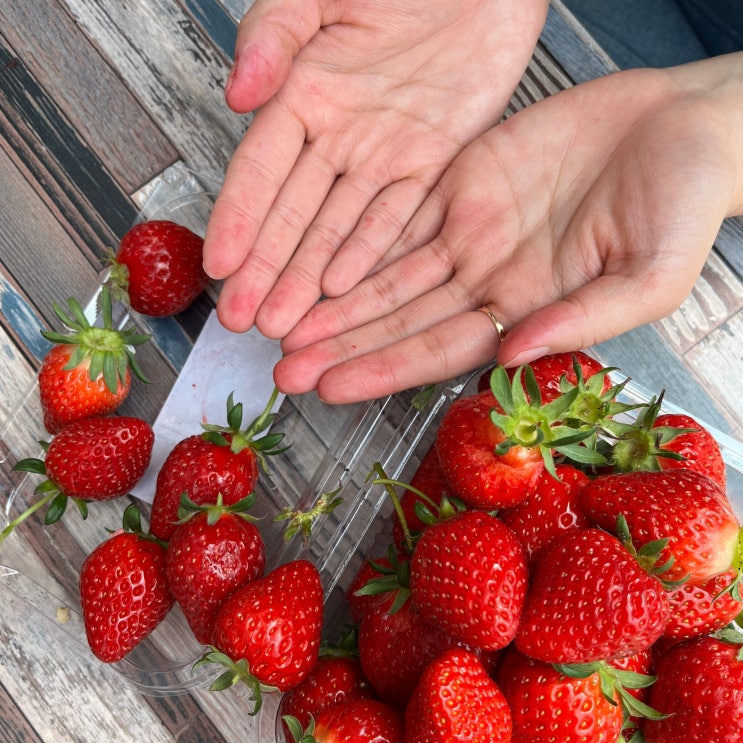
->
xmin=1 ymin=2 xmax=742 ymax=741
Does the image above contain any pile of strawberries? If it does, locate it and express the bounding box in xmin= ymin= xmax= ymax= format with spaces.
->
xmin=2 ymin=217 xmax=742 ymax=742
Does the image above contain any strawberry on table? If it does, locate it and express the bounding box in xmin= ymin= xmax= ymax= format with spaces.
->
xmin=201 ymin=559 xmax=324 ymax=713
xmin=515 ymin=527 xmax=670 ymax=664
xmin=404 ymin=648 xmax=512 ymax=743
xmin=79 ymin=504 xmax=174 ymax=663
xmin=409 ymin=509 xmax=528 ymax=650
xmin=108 ymin=219 xmax=209 ymax=317
xmin=580 ymin=468 xmax=741 ymax=584
xmin=643 ymin=628 xmax=743 ymax=742
xmin=150 ymin=388 xmax=287 ymax=541
xmin=165 ymin=494 xmax=266 ymax=645
xmin=5 ymin=416 xmax=154 ymax=543
xmin=38 ymin=286 xmax=149 ymax=433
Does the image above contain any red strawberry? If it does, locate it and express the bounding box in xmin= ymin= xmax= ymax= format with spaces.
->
xmin=515 ymin=528 xmax=670 ymax=663
xmin=346 ymin=551 xmax=405 ymax=624
xmin=38 ymin=287 xmax=149 ymax=433
xmin=6 ymin=416 xmax=154 ymax=543
xmin=109 ymin=219 xmax=209 ymax=317
xmin=404 ymin=648 xmax=512 ymax=743
xmin=643 ymin=630 xmax=743 ymax=742
xmin=409 ymin=509 xmax=528 ymax=650
xmin=497 ymin=647 xmax=636 ymax=743
xmin=580 ymin=469 xmax=741 ymax=584
xmin=498 ymin=463 xmax=592 ymax=563
xmin=165 ymin=495 xmax=266 ymax=645
xmin=205 ymin=559 xmax=323 ymax=710
xmin=663 ymin=567 xmax=743 ymax=641
xmin=284 ymin=698 xmax=404 ymax=743
xmin=480 ymin=350 xmax=611 ymax=403
xmin=79 ymin=505 xmax=174 ymax=662
xmin=279 ymin=654 xmax=374 ymax=733
xmin=608 ymin=396 xmax=727 ymax=490
xmin=150 ymin=390 xmax=286 ymax=541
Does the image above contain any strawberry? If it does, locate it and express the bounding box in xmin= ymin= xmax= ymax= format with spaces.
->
xmin=38 ymin=286 xmax=149 ymax=433
xmin=108 ymin=219 xmax=209 ymax=317
xmin=79 ymin=505 xmax=174 ymax=662
xmin=515 ymin=528 xmax=670 ymax=663
xmin=346 ymin=550 xmax=406 ymax=624
xmin=279 ymin=652 xmax=373 ymax=733
xmin=643 ymin=628 xmax=743 ymax=742
xmin=404 ymin=648 xmax=512 ymax=743
xmin=149 ymin=389 xmax=287 ymax=541
xmin=165 ymin=495 xmax=266 ymax=645
xmin=202 ymin=559 xmax=323 ymax=712
xmin=409 ymin=509 xmax=528 ymax=650
xmin=5 ymin=416 xmax=154 ymax=544
xmin=498 ymin=463 xmax=592 ymax=563
xmin=480 ymin=350 xmax=612 ymax=402
xmin=496 ymin=646 xmax=658 ymax=743
xmin=608 ymin=395 xmax=727 ymax=490
xmin=662 ymin=567 xmax=743 ymax=641
xmin=580 ymin=468 xmax=741 ymax=584
xmin=284 ymin=698 xmax=404 ymax=743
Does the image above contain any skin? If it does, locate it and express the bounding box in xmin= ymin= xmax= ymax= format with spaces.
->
xmin=203 ymin=0 xmax=550 ymax=335
xmin=203 ymin=0 xmax=743 ymax=404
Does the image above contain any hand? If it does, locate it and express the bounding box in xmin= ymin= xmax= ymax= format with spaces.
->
xmin=273 ymin=55 xmax=743 ymax=402
xmin=203 ymin=0 xmax=549 ymax=336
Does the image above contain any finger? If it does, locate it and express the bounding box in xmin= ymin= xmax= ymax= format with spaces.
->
xmin=321 ymin=178 xmax=433 ymax=297
xmin=275 ymin=307 xmax=507 ymax=402
xmin=281 ymin=236 xmax=456 ymax=352
xmin=225 ymin=0 xmax=324 ymax=113
xmin=212 ymin=145 xmax=340 ymax=333
xmin=497 ymin=271 xmax=693 ymax=369
xmin=254 ymin=169 xmax=391 ymax=338
xmin=203 ymin=102 xmax=306 ymax=281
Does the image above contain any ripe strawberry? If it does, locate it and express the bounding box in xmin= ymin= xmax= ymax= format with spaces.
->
xmin=498 ymin=463 xmax=592 ymax=563
xmin=6 ymin=416 xmax=154 ymax=543
xmin=496 ymin=646 xmax=648 ymax=743
xmin=38 ymin=287 xmax=149 ymax=433
xmin=79 ymin=505 xmax=174 ymax=662
xmin=204 ymin=559 xmax=323 ymax=710
xmin=580 ymin=469 xmax=741 ymax=584
xmin=480 ymin=350 xmax=611 ymax=402
xmin=404 ymin=648 xmax=512 ymax=743
xmin=608 ymin=395 xmax=727 ymax=490
xmin=150 ymin=389 xmax=287 ymax=541
xmin=662 ymin=567 xmax=743 ymax=641
xmin=108 ymin=219 xmax=209 ymax=317
xmin=165 ymin=495 xmax=266 ymax=645
xmin=409 ymin=509 xmax=527 ymax=650
xmin=643 ymin=630 xmax=743 ymax=742
xmin=284 ymin=698 xmax=404 ymax=743
xmin=279 ymin=653 xmax=373 ymax=733
xmin=515 ymin=528 xmax=670 ymax=663
xmin=346 ymin=551 xmax=406 ymax=624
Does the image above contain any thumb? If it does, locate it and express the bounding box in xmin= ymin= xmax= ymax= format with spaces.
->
xmin=497 ymin=273 xmax=693 ymax=368
xmin=226 ymin=0 xmax=324 ymax=113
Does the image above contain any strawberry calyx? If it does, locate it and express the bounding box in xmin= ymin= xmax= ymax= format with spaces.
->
xmin=553 ymin=661 xmax=665 ymax=723
xmin=175 ymin=491 xmax=259 ymax=527
xmin=605 ymin=392 xmax=698 ymax=472
xmin=352 ymin=545 xmax=411 ymax=615
xmin=41 ymin=285 xmax=150 ymax=392
xmin=274 ymin=488 xmax=343 ymax=545
xmin=487 ymin=365 xmax=607 ymax=478
xmin=193 ymin=648 xmax=279 ymax=714
xmin=714 ymin=622 xmax=743 ymax=660
xmin=200 ymin=388 xmax=290 ymax=472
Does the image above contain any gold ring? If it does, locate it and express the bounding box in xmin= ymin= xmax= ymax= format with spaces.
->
xmin=477 ymin=306 xmax=506 ymax=342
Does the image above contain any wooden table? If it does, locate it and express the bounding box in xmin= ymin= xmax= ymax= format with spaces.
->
xmin=1 ymin=2 xmax=742 ymax=741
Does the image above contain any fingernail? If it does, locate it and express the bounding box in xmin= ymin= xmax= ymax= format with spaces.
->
xmin=225 ymin=53 xmax=239 ymax=97
xmin=500 ymin=346 xmax=550 ymax=368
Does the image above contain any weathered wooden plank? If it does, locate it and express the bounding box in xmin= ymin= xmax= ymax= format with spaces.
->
xmin=0 ymin=1 xmax=178 ymax=193
xmin=64 ymin=0 xmax=249 ymax=181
